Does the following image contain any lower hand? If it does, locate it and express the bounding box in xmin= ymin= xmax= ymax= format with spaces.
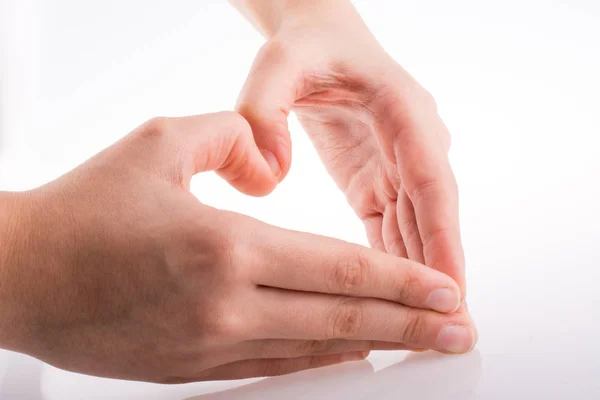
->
xmin=0 ymin=112 xmax=474 ymax=384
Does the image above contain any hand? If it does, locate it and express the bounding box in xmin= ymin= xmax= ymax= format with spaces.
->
xmin=0 ymin=112 xmax=474 ymax=384
xmin=235 ymin=0 xmax=467 ymax=295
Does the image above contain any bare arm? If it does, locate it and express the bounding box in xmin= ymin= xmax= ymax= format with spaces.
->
xmin=229 ymin=0 xmax=350 ymax=37
xmin=0 ymin=191 xmax=30 ymax=352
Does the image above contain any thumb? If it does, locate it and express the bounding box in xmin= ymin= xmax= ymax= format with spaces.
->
xmin=236 ymin=41 xmax=301 ymax=181
xmin=143 ymin=112 xmax=279 ymax=197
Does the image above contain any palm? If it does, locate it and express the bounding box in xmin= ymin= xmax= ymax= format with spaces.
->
xmin=293 ymin=87 xmax=419 ymax=261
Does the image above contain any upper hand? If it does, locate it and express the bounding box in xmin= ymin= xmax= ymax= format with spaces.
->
xmin=236 ymin=1 xmax=466 ymax=295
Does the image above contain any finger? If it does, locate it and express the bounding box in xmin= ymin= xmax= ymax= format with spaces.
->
xmin=362 ymin=213 xmax=386 ymax=252
xmin=132 ymin=112 xmax=278 ymax=196
xmin=381 ymin=202 xmax=408 ymax=257
xmin=236 ymin=339 xmax=409 ymax=360
xmin=372 ymin=76 xmax=465 ymax=294
xmin=199 ymin=352 xmax=369 ymax=381
xmin=455 ymin=301 xmax=478 ymax=344
xmin=236 ymin=41 xmax=302 ymax=181
xmin=249 ymin=223 xmax=460 ymax=313
xmin=397 ymin=186 xmax=425 ymax=263
xmin=251 ymin=288 xmax=475 ymax=354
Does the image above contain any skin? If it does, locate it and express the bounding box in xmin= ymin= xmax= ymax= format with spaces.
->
xmin=0 ymin=112 xmax=475 ymax=383
xmin=230 ymin=0 xmax=468 ymax=296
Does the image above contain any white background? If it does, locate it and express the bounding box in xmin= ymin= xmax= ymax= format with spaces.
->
xmin=1 ymin=0 xmax=600 ymax=398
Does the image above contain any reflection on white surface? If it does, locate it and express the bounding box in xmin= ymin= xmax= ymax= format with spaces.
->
xmin=40 ymin=357 xmax=376 ymax=400
xmin=362 ymin=351 xmax=482 ymax=400
xmin=28 ymin=349 xmax=600 ymax=399
xmin=38 ymin=350 xmax=483 ymax=399
xmin=0 ymin=346 xmax=593 ymax=399
xmin=185 ymin=351 xmax=482 ymax=400
xmin=477 ymin=353 xmax=600 ymax=399
xmin=183 ymin=360 xmax=376 ymax=400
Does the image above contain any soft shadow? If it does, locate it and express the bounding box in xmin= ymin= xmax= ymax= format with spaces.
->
xmin=0 ymin=352 xmax=44 ymax=400
xmin=184 ymin=350 xmax=482 ymax=400
xmin=184 ymin=360 xmax=375 ymax=400
xmin=364 ymin=350 xmax=483 ymax=399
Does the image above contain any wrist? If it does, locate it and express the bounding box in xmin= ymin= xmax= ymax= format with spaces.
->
xmin=230 ymin=0 xmax=356 ymax=38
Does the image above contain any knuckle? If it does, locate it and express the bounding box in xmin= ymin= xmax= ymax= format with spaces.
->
xmin=327 ymin=299 xmax=364 ymax=339
xmin=328 ymin=251 xmax=369 ymax=294
xmin=407 ymin=178 xmax=438 ymax=205
xmin=401 ymin=313 xmax=425 ymax=344
xmin=396 ymin=269 xmax=416 ymax=303
xmin=400 ymin=218 xmax=420 ymax=243
xmin=211 ymin=235 xmax=240 ymax=280
xmin=387 ymin=237 xmax=406 ymax=256
xmin=421 ymin=226 xmax=452 ymax=251
xmin=183 ymin=222 xmax=239 ymax=283
xmin=193 ymin=299 xmax=244 ymax=342
xmin=210 ymin=307 xmax=245 ymax=340
xmin=198 ymin=217 xmax=248 ymax=283
xmin=217 ymin=111 xmax=252 ymax=138
xmin=136 ymin=116 xmax=171 ymax=141
xmin=221 ymin=234 xmax=255 ymax=284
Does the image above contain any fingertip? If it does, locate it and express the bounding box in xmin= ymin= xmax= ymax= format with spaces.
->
xmin=212 ymin=113 xmax=281 ymax=197
xmin=240 ymin=110 xmax=293 ymax=181
xmin=224 ymin=171 xmax=278 ymax=197
xmin=427 ymin=287 xmax=461 ymax=314
xmin=437 ymin=325 xmax=477 ymax=354
xmin=419 ymin=265 xmax=461 ymax=313
xmin=459 ymin=300 xmax=478 ymax=346
xmin=260 ymin=149 xmax=282 ymax=180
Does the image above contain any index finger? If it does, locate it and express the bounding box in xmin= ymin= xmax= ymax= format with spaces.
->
xmin=248 ymin=223 xmax=461 ymax=314
xmin=372 ymin=74 xmax=465 ymax=294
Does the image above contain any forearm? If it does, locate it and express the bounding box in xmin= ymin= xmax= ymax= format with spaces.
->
xmin=0 ymin=191 xmax=33 ymax=352
xmin=228 ymin=0 xmax=357 ymax=37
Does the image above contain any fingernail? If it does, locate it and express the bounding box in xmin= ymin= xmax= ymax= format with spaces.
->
xmin=427 ymin=288 xmax=460 ymax=313
xmin=438 ymin=325 xmax=475 ymax=353
xmin=260 ymin=149 xmax=281 ymax=179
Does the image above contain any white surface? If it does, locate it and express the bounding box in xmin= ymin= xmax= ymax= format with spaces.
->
xmin=1 ymin=0 xmax=600 ymax=398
